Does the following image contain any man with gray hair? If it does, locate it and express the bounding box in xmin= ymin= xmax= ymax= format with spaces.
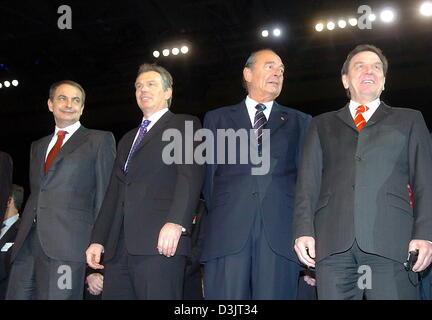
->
xmin=201 ymin=49 xmax=311 ymax=299
xmin=87 ymin=63 xmax=204 ymax=299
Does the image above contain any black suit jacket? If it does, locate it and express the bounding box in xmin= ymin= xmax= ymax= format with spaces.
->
xmin=0 ymin=152 xmax=13 ymax=216
xmin=294 ymin=103 xmax=432 ymax=263
xmin=0 ymin=219 xmax=20 ymax=281
xmin=91 ymin=111 xmax=204 ymax=261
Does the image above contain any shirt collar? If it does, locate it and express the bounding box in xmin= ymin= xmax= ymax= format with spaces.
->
xmin=349 ymin=98 xmax=381 ymax=115
xmin=142 ymin=108 xmax=169 ymax=127
xmin=3 ymin=214 xmax=19 ymax=228
xmin=245 ymin=96 xmax=273 ymax=113
xmin=54 ymin=121 xmax=81 ymax=136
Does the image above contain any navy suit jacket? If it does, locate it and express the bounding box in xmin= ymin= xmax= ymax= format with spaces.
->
xmin=201 ymin=100 xmax=311 ymax=262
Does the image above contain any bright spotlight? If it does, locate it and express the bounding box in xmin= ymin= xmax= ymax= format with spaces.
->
xmin=153 ymin=50 xmax=160 ymax=58
xmin=338 ymin=19 xmax=347 ymax=28
xmin=162 ymin=49 xmax=170 ymax=56
xmin=380 ymin=9 xmax=395 ymax=23
xmin=261 ymin=30 xmax=269 ymax=37
xmin=180 ymin=46 xmax=189 ymax=54
xmin=273 ymin=28 xmax=281 ymax=37
xmin=368 ymin=14 xmax=376 ymax=22
xmin=4 ymin=81 xmax=10 ymax=88
xmin=420 ymin=2 xmax=432 ymax=16
xmin=172 ymin=48 xmax=179 ymax=55
xmin=348 ymin=17 xmax=358 ymax=26
xmin=12 ymin=80 xmax=18 ymax=87
xmin=315 ymin=23 xmax=324 ymax=32
xmin=0 ymin=83 xmax=2 ymax=89
xmin=327 ymin=21 xmax=335 ymax=30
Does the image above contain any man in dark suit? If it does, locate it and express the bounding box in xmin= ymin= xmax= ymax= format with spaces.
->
xmin=6 ymin=80 xmax=116 ymax=299
xmin=86 ymin=63 xmax=204 ymax=300
xmin=293 ymin=44 xmax=432 ymax=299
xmin=0 ymin=152 xmax=13 ymax=216
xmin=201 ymin=49 xmax=311 ymax=299
xmin=0 ymin=184 xmax=23 ymax=299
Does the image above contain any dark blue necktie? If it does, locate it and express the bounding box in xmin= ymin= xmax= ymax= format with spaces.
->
xmin=253 ymin=104 xmax=267 ymax=146
xmin=123 ymin=120 xmax=151 ymax=174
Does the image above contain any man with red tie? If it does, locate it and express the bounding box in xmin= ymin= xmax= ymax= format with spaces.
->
xmin=293 ymin=44 xmax=432 ymax=299
xmin=6 ymin=80 xmax=116 ymax=299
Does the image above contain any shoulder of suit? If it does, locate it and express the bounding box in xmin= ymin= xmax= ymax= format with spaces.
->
xmin=204 ymin=103 xmax=243 ymax=120
xmin=276 ymin=104 xmax=311 ymax=121
xmin=170 ymin=113 xmax=200 ymax=122
xmin=84 ymin=128 xmax=114 ymax=138
xmin=387 ymin=106 xmax=423 ymax=116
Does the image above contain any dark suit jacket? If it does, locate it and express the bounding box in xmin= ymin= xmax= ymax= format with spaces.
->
xmin=201 ymin=101 xmax=311 ymax=262
xmin=0 ymin=152 xmax=13 ymax=216
xmin=293 ymin=103 xmax=432 ymax=263
xmin=0 ymin=219 xmax=20 ymax=281
xmin=91 ymin=111 xmax=204 ymax=261
xmin=11 ymin=126 xmax=116 ymax=263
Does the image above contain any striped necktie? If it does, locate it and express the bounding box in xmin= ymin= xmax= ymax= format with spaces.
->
xmin=354 ymin=105 xmax=369 ymax=131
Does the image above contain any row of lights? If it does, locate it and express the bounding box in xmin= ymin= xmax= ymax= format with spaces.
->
xmin=261 ymin=28 xmax=282 ymax=38
xmin=315 ymin=2 xmax=432 ymax=32
xmin=153 ymin=45 xmax=189 ymax=58
xmin=0 ymin=80 xmax=19 ymax=89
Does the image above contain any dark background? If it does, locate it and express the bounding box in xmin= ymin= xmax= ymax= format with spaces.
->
xmin=1 ymin=0 xmax=431 ymax=190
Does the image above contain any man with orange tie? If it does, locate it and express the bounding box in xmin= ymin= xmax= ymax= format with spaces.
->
xmin=293 ymin=44 xmax=432 ymax=299
xmin=6 ymin=80 xmax=116 ymax=299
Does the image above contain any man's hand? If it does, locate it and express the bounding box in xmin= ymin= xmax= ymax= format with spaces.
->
xmin=87 ymin=273 xmax=104 ymax=295
xmin=86 ymin=243 xmax=105 ymax=269
xmin=294 ymin=236 xmax=316 ymax=268
xmin=157 ymin=222 xmax=183 ymax=257
xmin=408 ymin=239 xmax=432 ymax=272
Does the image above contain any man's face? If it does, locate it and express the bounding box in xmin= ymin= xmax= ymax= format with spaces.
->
xmin=243 ymin=50 xmax=284 ymax=103
xmin=48 ymin=84 xmax=84 ymax=128
xmin=342 ymin=51 xmax=386 ymax=104
xmin=135 ymin=71 xmax=172 ymax=117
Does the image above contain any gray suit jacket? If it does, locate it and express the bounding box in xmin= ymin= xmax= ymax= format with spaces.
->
xmin=11 ymin=126 xmax=116 ymax=263
xmin=293 ymin=103 xmax=432 ymax=263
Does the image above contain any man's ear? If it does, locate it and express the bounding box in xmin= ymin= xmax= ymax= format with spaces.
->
xmin=243 ymin=67 xmax=252 ymax=83
xmin=341 ymin=74 xmax=349 ymax=90
xmin=164 ymin=88 xmax=173 ymax=101
xmin=48 ymin=99 xmax=54 ymax=112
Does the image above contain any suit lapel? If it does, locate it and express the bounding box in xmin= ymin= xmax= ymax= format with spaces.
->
xmin=336 ymin=103 xmax=358 ymax=132
xmin=228 ymin=101 xmax=253 ymax=130
xmin=47 ymin=126 xmax=90 ymax=174
xmin=0 ymin=219 xmax=19 ymax=248
xmin=35 ymin=136 xmax=52 ymax=180
xmin=364 ymin=102 xmax=391 ymax=128
xmin=266 ymin=102 xmax=289 ymax=135
xmin=132 ymin=111 xmax=174 ymax=155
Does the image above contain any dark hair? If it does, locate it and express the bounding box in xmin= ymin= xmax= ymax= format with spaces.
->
xmin=242 ymin=49 xmax=279 ymax=91
xmin=49 ymin=80 xmax=86 ymax=105
xmin=10 ymin=184 xmax=24 ymax=211
xmin=137 ymin=63 xmax=173 ymax=107
xmin=341 ymin=44 xmax=388 ymax=98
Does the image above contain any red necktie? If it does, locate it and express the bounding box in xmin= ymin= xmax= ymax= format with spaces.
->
xmin=354 ymin=105 xmax=369 ymax=131
xmin=45 ymin=130 xmax=68 ymax=173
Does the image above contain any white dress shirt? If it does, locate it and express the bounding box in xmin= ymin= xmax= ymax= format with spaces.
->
xmin=0 ymin=214 xmax=19 ymax=239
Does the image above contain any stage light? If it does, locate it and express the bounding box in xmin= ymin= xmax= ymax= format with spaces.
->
xmin=4 ymin=81 xmax=10 ymax=88
xmin=327 ymin=21 xmax=335 ymax=30
xmin=261 ymin=30 xmax=269 ymax=37
xmin=172 ymin=48 xmax=179 ymax=55
xmin=272 ymin=28 xmax=281 ymax=36
xmin=12 ymin=80 xmax=18 ymax=87
xmin=153 ymin=50 xmax=160 ymax=58
xmin=420 ymin=2 xmax=432 ymax=16
xmin=368 ymin=14 xmax=377 ymax=22
xmin=0 ymin=83 xmax=2 ymax=89
xmin=380 ymin=9 xmax=395 ymax=23
xmin=348 ymin=17 xmax=358 ymax=26
xmin=315 ymin=23 xmax=324 ymax=32
xmin=338 ymin=19 xmax=347 ymax=28
xmin=180 ymin=46 xmax=189 ymax=54
xmin=162 ymin=49 xmax=170 ymax=56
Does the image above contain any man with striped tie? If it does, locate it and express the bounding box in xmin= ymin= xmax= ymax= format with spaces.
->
xmin=201 ymin=49 xmax=311 ymax=299
xmin=293 ymin=44 xmax=432 ymax=299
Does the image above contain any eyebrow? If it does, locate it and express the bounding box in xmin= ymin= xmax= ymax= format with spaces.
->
xmin=264 ymin=61 xmax=285 ymax=69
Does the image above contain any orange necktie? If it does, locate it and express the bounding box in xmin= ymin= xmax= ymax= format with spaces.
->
xmin=45 ymin=130 xmax=68 ymax=173
xmin=354 ymin=105 xmax=369 ymax=131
